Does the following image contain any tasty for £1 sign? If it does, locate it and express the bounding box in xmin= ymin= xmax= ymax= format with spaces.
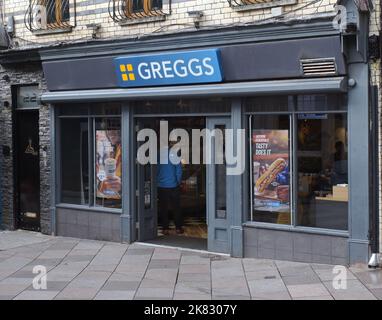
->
xmin=114 ymin=49 xmax=223 ymax=88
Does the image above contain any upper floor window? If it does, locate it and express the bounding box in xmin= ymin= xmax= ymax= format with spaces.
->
xmin=46 ymin=0 xmax=70 ymax=25
xmin=109 ymin=0 xmax=169 ymax=23
xmin=25 ymin=0 xmax=75 ymax=32
xmin=228 ymin=0 xmax=297 ymax=11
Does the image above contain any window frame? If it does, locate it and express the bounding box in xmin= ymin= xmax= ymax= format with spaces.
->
xmin=45 ymin=0 xmax=70 ymax=26
xmin=57 ymin=105 xmax=123 ymax=212
xmin=245 ymin=94 xmax=349 ymax=233
xmin=123 ymin=0 xmax=163 ymax=18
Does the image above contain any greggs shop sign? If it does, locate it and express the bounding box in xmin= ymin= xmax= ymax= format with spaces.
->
xmin=114 ymin=49 xmax=223 ymax=88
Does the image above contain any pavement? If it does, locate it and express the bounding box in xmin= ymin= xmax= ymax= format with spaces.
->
xmin=0 ymin=230 xmax=381 ymax=300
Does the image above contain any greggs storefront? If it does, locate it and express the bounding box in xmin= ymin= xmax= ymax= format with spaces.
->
xmin=39 ymin=19 xmax=372 ymax=265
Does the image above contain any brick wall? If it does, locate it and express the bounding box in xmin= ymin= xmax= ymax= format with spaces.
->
xmin=4 ymin=0 xmax=338 ymax=46
xmin=0 ymin=63 xmax=51 ymax=234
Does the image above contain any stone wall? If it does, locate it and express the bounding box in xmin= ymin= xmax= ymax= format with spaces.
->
xmin=0 ymin=63 xmax=51 ymax=234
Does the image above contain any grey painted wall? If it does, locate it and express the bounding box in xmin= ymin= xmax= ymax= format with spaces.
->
xmin=56 ymin=208 xmax=121 ymax=242
xmin=244 ymin=227 xmax=348 ymax=265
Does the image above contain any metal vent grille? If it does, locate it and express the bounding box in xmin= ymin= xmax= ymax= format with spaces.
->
xmin=301 ymin=58 xmax=337 ymax=77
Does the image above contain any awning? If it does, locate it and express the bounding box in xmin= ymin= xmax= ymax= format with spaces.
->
xmin=41 ymin=77 xmax=347 ymax=104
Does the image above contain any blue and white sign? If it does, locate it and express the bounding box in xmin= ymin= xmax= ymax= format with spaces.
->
xmin=114 ymin=49 xmax=223 ymax=88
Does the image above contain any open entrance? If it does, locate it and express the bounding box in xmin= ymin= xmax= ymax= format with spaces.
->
xmin=136 ymin=117 xmax=208 ymax=250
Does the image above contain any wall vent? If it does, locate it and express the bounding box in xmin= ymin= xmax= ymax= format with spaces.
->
xmin=301 ymin=58 xmax=337 ymax=77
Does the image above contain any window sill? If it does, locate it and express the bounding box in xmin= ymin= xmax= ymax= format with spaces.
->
xmin=233 ymin=0 xmax=297 ymax=12
xmin=33 ymin=27 xmax=73 ymax=36
xmin=119 ymin=14 xmax=166 ymax=26
xmin=243 ymin=221 xmax=349 ymax=238
xmin=56 ymin=203 xmax=122 ymax=215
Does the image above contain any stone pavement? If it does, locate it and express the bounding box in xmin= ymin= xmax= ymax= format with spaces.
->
xmin=0 ymin=230 xmax=381 ymax=300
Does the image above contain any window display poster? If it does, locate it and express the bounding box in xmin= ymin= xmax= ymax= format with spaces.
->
xmin=96 ymin=130 xmax=122 ymax=200
xmin=253 ymin=130 xmax=290 ymax=212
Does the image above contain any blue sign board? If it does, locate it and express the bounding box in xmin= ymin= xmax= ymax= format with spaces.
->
xmin=114 ymin=49 xmax=223 ymax=88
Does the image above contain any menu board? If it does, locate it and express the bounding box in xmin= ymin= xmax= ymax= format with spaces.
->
xmin=96 ymin=130 xmax=122 ymax=200
xmin=253 ymin=130 xmax=290 ymax=212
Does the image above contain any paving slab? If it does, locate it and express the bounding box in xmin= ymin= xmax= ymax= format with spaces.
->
xmin=0 ymin=231 xmax=52 ymax=250
xmin=102 ymin=281 xmax=140 ymax=291
xmin=94 ymin=290 xmax=135 ymax=300
xmin=287 ymin=283 xmax=331 ymax=298
xmin=13 ymin=290 xmax=60 ymax=300
xmin=353 ymin=269 xmax=382 ymax=289
xmin=323 ymin=279 xmax=377 ymax=300
xmin=370 ymin=288 xmax=382 ymax=299
xmin=174 ymin=293 xmax=211 ymax=300
xmin=134 ymin=287 xmax=174 ymax=299
xmin=174 ymin=282 xmax=211 ymax=295
xmin=293 ymin=295 xmax=334 ymax=300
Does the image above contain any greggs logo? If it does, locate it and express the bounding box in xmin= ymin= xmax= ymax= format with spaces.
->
xmin=115 ymin=49 xmax=223 ymax=88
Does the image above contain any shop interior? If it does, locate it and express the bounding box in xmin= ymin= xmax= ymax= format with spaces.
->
xmin=138 ymin=117 xmax=208 ymax=250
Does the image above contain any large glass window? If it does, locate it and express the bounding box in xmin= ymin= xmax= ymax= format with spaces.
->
xmin=61 ymin=118 xmax=89 ymax=205
xmin=247 ymin=94 xmax=348 ymax=231
xmin=59 ymin=105 xmax=122 ymax=209
xmin=251 ymin=115 xmax=291 ymax=225
xmin=297 ymin=114 xmax=348 ymax=230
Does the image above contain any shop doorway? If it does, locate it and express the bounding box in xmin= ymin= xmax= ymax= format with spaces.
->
xmin=136 ymin=117 xmax=208 ymax=250
xmin=15 ymin=111 xmax=41 ymax=231
xmin=136 ymin=115 xmax=232 ymax=254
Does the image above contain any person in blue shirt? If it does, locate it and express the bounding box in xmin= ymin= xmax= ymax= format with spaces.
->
xmin=157 ymin=144 xmax=183 ymax=235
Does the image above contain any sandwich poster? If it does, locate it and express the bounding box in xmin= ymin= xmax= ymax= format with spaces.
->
xmin=96 ymin=130 xmax=122 ymax=200
xmin=252 ymin=130 xmax=290 ymax=211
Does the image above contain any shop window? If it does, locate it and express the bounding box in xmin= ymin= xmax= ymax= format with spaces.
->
xmin=59 ymin=105 xmax=122 ymax=209
xmin=109 ymin=0 xmax=168 ymax=22
xmin=247 ymin=94 xmax=348 ymax=231
xmin=250 ymin=114 xmax=292 ymax=225
xmin=25 ymin=0 xmax=74 ymax=31
xmin=228 ymin=0 xmax=297 ymax=11
xmin=297 ymin=114 xmax=348 ymax=230
xmin=60 ymin=118 xmax=89 ymax=205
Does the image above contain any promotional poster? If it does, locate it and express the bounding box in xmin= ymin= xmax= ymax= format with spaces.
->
xmin=96 ymin=130 xmax=122 ymax=201
xmin=253 ymin=130 xmax=290 ymax=212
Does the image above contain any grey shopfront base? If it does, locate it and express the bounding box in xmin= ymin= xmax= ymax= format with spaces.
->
xmin=244 ymin=227 xmax=348 ymax=265
xmin=56 ymin=207 xmax=121 ymax=242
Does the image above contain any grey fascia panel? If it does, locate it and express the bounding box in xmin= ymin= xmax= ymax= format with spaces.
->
xmin=41 ymin=77 xmax=347 ymax=104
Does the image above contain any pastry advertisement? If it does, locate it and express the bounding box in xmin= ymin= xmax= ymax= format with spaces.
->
xmin=96 ymin=130 xmax=122 ymax=200
xmin=253 ymin=130 xmax=290 ymax=212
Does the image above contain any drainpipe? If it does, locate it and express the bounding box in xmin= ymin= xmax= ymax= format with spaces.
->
xmin=368 ymin=0 xmax=382 ymax=268
xmin=368 ymin=84 xmax=380 ymax=268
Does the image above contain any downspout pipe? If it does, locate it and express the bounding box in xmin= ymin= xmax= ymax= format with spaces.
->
xmin=368 ymin=85 xmax=380 ymax=268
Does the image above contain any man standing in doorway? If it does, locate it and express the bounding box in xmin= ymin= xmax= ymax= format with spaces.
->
xmin=157 ymin=142 xmax=184 ymax=235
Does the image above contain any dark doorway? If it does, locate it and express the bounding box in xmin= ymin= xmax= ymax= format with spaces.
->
xmin=15 ymin=111 xmax=41 ymax=231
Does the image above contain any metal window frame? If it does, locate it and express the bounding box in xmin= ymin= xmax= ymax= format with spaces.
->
xmin=56 ymin=105 xmax=123 ymax=211
xmin=246 ymin=100 xmax=349 ymax=233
